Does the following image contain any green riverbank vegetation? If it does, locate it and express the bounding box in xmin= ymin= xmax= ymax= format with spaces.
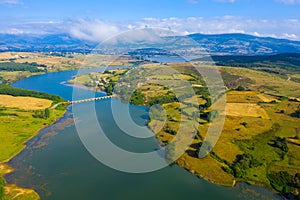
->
xmin=72 ymin=62 xmax=300 ymax=199
xmin=0 ymin=86 xmax=67 ymax=200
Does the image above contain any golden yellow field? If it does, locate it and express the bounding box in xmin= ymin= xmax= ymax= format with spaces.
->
xmin=257 ymin=94 xmax=279 ymax=103
xmin=0 ymin=95 xmax=52 ymax=110
xmin=0 ymin=52 xmax=43 ymax=61
xmin=226 ymin=91 xmax=262 ymax=103
xmin=226 ymin=103 xmax=269 ymax=119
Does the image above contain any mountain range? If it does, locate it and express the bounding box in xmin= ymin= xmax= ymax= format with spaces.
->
xmin=1 ymin=33 xmax=300 ymax=55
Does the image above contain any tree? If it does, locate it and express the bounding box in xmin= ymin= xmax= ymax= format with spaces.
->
xmin=240 ymin=122 xmax=249 ymax=128
xmin=267 ymin=171 xmax=293 ymax=192
xmin=292 ymin=109 xmax=300 ymax=118
xmin=45 ymin=108 xmax=50 ymax=118
xmin=32 ymin=108 xmax=50 ymax=119
xmin=236 ymin=86 xmax=246 ymax=91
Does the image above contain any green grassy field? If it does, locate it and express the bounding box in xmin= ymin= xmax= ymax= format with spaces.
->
xmin=220 ymin=67 xmax=300 ymax=98
xmin=0 ymin=92 xmax=67 ymax=200
xmin=65 ymin=62 xmax=300 ymax=198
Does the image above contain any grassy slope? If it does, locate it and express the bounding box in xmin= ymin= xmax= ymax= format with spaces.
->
xmin=221 ymin=67 xmax=300 ymax=98
xmin=0 ymin=93 xmax=67 ymax=200
xmin=65 ymin=62 xmax=300 ymax=196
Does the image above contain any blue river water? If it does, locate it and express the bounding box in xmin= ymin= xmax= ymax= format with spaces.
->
xmin=5 ymin=69 xmax=282 ymax=200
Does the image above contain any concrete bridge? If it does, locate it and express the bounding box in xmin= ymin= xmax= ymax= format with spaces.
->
xmin=70 ymin=95 xmax=114 ymax=104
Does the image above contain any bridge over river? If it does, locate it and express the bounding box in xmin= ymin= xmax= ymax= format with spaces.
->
xmin=70 ymin=95 xmax=114 ymax=104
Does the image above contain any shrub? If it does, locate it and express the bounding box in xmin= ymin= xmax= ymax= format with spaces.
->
xmin=267 ymin=171 xmax=293 ymax=192
xmin=236 ymin=86 xmax=246 ymax=91
xmin=227 ymin=153 xmax=262 ymax=178
xmin=32 ymin=108 xmax=50 ymax=119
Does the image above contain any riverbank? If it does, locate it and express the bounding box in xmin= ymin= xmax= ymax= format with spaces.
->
xmin=70 ymin=64 xmax=300 ymax=199
xmin=0 ymin=93 xmax=68 ymax=199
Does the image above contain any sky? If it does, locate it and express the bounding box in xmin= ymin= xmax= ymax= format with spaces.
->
xmin=0 ymin=0 xmax=300 ymax=41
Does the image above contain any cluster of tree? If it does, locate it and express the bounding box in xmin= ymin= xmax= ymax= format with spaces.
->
xmin=222 ymin=153 xmax=262 ymax=178
xmin=267 ymin=171 xmax=300 ymax=199
xmin=32 ymin=108 xmax=50 ymax=119
xmin=130 ymin=91 xmax=145 ymax=105
xmin=236 ymin=86 xmax=246 ymax=91
xmin=193 ymin=87 xmax=212 ymax=111
xmin=211 ymin=53 xmax=300 ymax=73
xmin=104 ymin=84 xmax=114 ymax=95
xmin=240 ymin=122 xmax=249 ymax=128
xmin=200 ymin=110 xmax=218 ymax=123
xmin=291 ymin=109 xmax=300 ymax=118
xmin=148 ymin=95 xmax=177 ymax=106
xmin=164 ymin=127 xmax=177 ymax=135
xmin=0 ymin=84 xmax=65 ymax=103
xmin=0 ymin=62 xmax=46 ymax=72
xmin=269 ymin=137 xmax=289 ymax=159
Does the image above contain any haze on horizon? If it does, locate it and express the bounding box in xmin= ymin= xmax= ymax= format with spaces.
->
xmin=0 ymin=0 xmax=300 ymax=42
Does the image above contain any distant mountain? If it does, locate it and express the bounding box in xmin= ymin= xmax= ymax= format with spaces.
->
xmin=188 ymin=33 xmax=300 ymax=55
xmin=1 ymin=33 xmax=300 ymax=55
xmin=0 ymin=34 xmax=96 ymax=53
xmin=194 ymin=53 xmax=300 ymax=74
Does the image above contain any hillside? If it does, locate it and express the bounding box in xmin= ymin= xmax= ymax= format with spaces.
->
xmin=188 ymin=33 xmax=300 ymax=55
xmin=1 ymin=33 xmax=300 ymax=55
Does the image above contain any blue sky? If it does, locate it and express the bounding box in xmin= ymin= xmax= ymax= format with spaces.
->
xmin=1 ymin=0 xmax=300 ymax=40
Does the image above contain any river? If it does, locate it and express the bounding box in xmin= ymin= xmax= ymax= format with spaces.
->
xmin=5 ymin=69 xmax=281 ymax=200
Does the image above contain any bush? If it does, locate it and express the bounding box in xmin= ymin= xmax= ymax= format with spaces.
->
xmin=236 ymin=86 xmax=246 ymax=91
xmin=130 ymin=91 xmax=144 ymax=105
xmin=165 ymin=127 xmax=177 ymax=135
xmin=149 ymin=95 xmax=177 ymax=106
xmin=267 ymin=171 xmax=293 ymax=192
xmin=291 ymin=109 xmax=300 ymax=118
xmin=271 ymin=137 xmax=289 ymax=153
xmin=240 ymin=122 xmax=248 ymax=128
xmin=0 ymin=61 xmax=46 ymax=72
xmin=32 ymin=108 xmax=50 ymax=119
xmin=228 ymin=153 xmax=262 ymax=178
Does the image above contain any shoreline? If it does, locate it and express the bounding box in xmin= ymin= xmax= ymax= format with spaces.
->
xmin=71 ymin=83 xmax=278 ymax=193
xmin=3 ymin=69 xmax=287 ymax=199
xmin=0 ymin=102 xmax=68 ymax=200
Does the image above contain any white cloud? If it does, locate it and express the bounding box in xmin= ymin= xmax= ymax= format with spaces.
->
xmin=0 ymin=17 xmax=299 ymax=41
xmin=276 ymin=0 xmax=300 ymax=4
xmin=0 ymin=0 xmax=23 ymax=5
xmin=132 ymin=17 xmax=300 ymax=41
xmin=68 ymin=19 xmax=121 ymax=42
xmin=282 ymin=33 xmax=298 ymax=40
